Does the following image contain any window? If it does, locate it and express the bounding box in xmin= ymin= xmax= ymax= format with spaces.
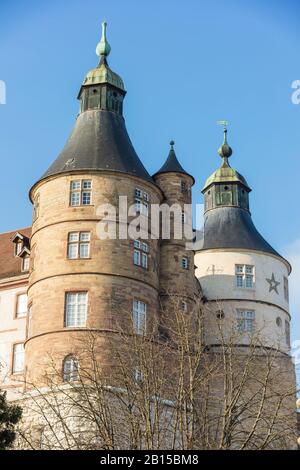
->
xmin=133 ymin=240 xmax=148 ymax=269
xmin=15 ymin=241 xmax=23 ymax=256
xmin=216 ymin=310 xmax=225 ymax=320
xmin=235 ymin=265 xmax=254 ymax=289
xmin=12 ymin=343 xmax=24 ymax=374
xmin=285 ymin=320 xmax=290 ymax=347
xmin=22 ymin=256 xmax=30 ymax=272
xmin=67 ymin=232 xmax=91 ymax=259
xmin=181 ymin=181 xmax=188 ymax=193
xmin=16 ymin=293 xmax=27 ymax=318
xmin=237 ymin=310 xmax=255 ymax=333
xmin=134 ymin=367 xmax=144 ymax=384
xmin=182 ymin=257 xmax=189 ymax=269
xmin=276 ymin=317 xmax=282 ymax=327
xmin=135 ymin=188 xmax=149 ymax=216
xmin=33 ymin=194 xmax=40 ymax=222
xmin=70 ymin=180 xmax=92 ymax=206
xmin=133 ymin=300 xmax=147 ymax=335
xmin=181 ymin=211 xmax=186 ymax=225
xmin=65 ymin=292 xmax=88 ymax=327
xmin=27 ymin=305 xmax=33 ymax=339
xmin=284 ymin=277 xmax=289 ymax=302
xmin=63 ymin=356 xmax=79 ymax=382
xmin=181 ymin=301 xmax=188 ymax=312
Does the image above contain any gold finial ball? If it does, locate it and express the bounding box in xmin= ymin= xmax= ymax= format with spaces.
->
xmin=296 ymin=398 xmax=300 ymax=409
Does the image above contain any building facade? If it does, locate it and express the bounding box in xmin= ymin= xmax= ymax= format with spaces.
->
xmin=0 ymin=23 xmax=297 ymax=448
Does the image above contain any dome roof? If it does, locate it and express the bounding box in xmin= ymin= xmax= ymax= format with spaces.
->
xmin=82 ymin=63 xmax=125 ymax=91
xmin=203 ymin=161 xmax=250 ymax=191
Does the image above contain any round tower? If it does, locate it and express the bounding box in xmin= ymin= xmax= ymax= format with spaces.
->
xmin=25 ymin=23 xmax=162 ymax=384
xmin=195 ymin=127 xmax=292 ymax=354
xmin=153 ymin=142 xmax=201 ymax=322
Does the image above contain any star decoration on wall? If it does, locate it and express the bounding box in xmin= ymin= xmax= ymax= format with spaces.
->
xmin=266 ymin=273 xmax=280 ymax=294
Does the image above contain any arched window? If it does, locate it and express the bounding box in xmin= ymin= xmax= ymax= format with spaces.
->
xmin=63 ymin=355 xmax=79 ymax=382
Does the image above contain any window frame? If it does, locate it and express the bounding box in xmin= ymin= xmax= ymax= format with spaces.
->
xmin=12 ymin=342 xmax=25 ymax=375
xmin=132 ymin=300 xmax=147 ymax=335
xmin=15 ymin=292 xmax=28 ymax=319
xmin=33 ymin=193 xmax=40 ymax=222
xmin=69 ymin=180 xmax=92 ymax=207
xmin=236 ymin=309 xmax=255 ymax=333
xmin=134 ymin=188 xmax=149 ymax=216
xmin=22 ymin=256 xmax=30 ymax=272
xmin=63 ymin=355 xmax=80 ymax=382
xmin=64 ymin=291 xmax=88 ymax=328
xmin=235 ymin=264 xmax=255 ymax=289
xmin=67 ymin=231 xmax=91 ymax=259
xmin=285 ymin=320 xmax=290 ymax=347
xmin=133 ymin=240 xmax=149 ymax=269
xmin=283 ymin=276 xmax=289 ymax=302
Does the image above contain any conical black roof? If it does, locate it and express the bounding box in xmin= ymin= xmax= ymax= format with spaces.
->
xmin=40 ymin=110 xmax=153 ymax=183
xmin=196 ymin=206 xmax=290 ymax=271
xmin=153 ymin=141 xmax=194 ymax=183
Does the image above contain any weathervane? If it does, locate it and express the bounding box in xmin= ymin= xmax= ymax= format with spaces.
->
xmin=217 ymin=120 xmax=229 ymax=130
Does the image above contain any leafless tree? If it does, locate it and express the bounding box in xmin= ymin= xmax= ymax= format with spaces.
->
xmin=15 ymin=297 xmax=298 ymax=450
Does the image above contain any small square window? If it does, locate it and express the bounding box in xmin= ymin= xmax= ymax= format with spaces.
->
xmin=236 ymin=265 xmax=243 ymax=274
xmin=71 ymin=181 xmax=81 ymax=190
xmin=69 ymin=232 xmax=79 ymax=242
xmin=82 ymin=180 xmax=92 ymax=190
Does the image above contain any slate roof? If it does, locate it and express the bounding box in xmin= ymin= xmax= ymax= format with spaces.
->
xmin=153 ymin=145 xmax=194 ymax=182
xmin=0 ymin=227 xmax=31 ymax=280
xmin=197 ymin=206 xmax=289 ymax=267
xmin=40 ymin=110 xmax=153 ymax=184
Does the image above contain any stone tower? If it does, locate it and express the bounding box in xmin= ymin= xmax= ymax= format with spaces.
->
xmin=153 ymin=142 xmax=200 ymax=318
xmin=25 ymin=23 xmax=164 ymax=383
xmin=195 ymin=126 xmax=294 ymax=355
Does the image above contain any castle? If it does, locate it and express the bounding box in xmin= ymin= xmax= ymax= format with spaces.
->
xmin=0 ymin=23 xmax=297 ymax=448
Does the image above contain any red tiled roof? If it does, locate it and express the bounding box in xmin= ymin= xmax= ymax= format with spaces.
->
xmin=0 ymin=227 xmax=31 ymax=280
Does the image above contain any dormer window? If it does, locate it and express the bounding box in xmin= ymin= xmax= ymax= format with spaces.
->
xmin=15 ymin=241 xmax=22 ymax=256
xmin=12 ymin=232 xmax=31 ymax=260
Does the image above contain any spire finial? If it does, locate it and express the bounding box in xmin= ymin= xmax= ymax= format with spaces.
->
xmin=96 ymin=21 xmax=111 ymax=58
xmin=217 ymin=120 xmax=232 ymax=160
xmin=170 ymin=140 xmax=175 ymax=150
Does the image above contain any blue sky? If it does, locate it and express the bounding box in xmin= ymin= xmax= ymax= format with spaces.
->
xmin=0 ymin=0 xmax=299 ymax=346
